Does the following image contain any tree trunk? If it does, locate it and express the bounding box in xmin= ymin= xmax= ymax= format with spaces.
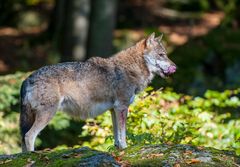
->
xmin=61 ymin=0 xmax=91 ymax=61
xmin=87 ymin=0 xmax=117 ymax=58
xmin=72 ymin=0 xmax=91 ymax=61
xmin=49 ymin=0 xmax=116 ymax=61
xmin=48 ymin=0 xmax=66 ymax=42
xmin=50 ymin=0 xmax=91 ymax=62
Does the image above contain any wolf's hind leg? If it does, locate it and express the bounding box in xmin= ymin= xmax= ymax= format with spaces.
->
xmin=20 ymin=103 xmax=35 ymax=152
xmin=24 ymin=105 xmax=58 ymax=152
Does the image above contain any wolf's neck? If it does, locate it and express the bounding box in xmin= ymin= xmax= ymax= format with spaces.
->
xmin=112 ymin=39 xmax=154 ymax=89
xmin=113 ymin=40 xmax=147 ymax=68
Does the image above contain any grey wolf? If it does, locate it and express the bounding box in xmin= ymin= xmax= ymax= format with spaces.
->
xmin=20 ymin=32 xmax=176 ymax=152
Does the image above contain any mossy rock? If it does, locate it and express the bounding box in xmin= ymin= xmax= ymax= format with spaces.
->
xmin=0 ymin=144 xmax=239 ymax=167
xmin=0 ymin=147 xmax=118 ymax=167
xmin=122 ymin=144 xmax=240 ymax=167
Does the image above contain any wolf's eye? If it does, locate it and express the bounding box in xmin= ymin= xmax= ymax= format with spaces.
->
xmin=159 ymin=53 xmax=164 ymax=57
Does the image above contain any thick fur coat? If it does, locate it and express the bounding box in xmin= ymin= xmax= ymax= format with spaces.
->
xmin=20 ymin=33 xmax=176 ymax=152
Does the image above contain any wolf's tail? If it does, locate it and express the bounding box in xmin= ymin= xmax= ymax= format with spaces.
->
xmin=19 ymin=80 xmax=35 ymax=152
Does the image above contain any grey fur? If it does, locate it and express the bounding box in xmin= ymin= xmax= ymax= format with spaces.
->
xmin=20 ymin=33 xmax=176 ymax=152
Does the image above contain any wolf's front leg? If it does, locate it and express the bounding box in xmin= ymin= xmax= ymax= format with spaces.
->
xmin=111 ymin=105 xmax=128 ymax=149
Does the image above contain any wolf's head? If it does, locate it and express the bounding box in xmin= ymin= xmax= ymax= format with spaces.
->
xmin=144 ymin=33 xmax=176 ymax=78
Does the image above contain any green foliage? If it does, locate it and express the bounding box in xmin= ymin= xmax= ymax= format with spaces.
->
xmin=80 ymin=88 xmax=240 ymax=155
xmin=0 ymin=72 xmax=29 ymax=154
xmin=17 ymin=11 xmax=44 ymax=30
xmin=0 ymin=72 xmax=27 ymax=112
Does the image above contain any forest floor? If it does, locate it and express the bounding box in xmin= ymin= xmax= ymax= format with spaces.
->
xmin=0 ymin=144 xmax=239 ymax=167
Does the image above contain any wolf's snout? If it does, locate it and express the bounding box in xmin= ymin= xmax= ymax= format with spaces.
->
xmin=167 ymin=65 xmax=176 ymax=74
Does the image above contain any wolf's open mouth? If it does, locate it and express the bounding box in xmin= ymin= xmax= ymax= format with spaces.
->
xmin=156 ymin=65 xmax=170 ymax=78
xmin=157 ymin=64 xmax=176 ymax=78
xmin=159 ymin=69 xmax=169 ymax=78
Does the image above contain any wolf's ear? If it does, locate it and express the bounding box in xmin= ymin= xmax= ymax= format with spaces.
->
xmin=156 ymin=34 xmax=163 ymax=42
xmin=146 ymin=32 xmax=156 ymax=48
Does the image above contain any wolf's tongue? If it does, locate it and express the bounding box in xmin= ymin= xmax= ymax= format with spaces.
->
xmin=168 ymin=65 xmax=176 ymax=74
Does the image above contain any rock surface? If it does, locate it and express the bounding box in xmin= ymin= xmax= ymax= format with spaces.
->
xmin=0 ymin=144 xmax=239 ymax=167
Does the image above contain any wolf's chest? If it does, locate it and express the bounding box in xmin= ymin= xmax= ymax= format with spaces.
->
xmin=88 ymin=102 xmax=113 ymax=118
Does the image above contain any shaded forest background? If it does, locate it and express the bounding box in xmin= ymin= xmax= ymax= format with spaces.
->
xmin=0 ymin=0 xmax=240 ymax=155
xmin=0 ymin=0 xmax=240 ymax=94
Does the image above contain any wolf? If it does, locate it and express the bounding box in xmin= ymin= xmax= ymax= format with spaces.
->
xmin=20 ymin=32 xmax=176 ymax=152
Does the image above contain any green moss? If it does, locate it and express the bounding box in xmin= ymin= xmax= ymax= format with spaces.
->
xmin=0 ymin=153 xmax=38 ymax=167
xmin=0 ymin=145 xmax=239 ymax=166
xmin=0 ymin=147 xmax=115 ymax=167
xmin=122 ymin=144 xmax=240 ymax=167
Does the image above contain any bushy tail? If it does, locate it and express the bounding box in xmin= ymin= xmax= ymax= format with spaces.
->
xmin=19 ymin=80 xmax=35 ymax=152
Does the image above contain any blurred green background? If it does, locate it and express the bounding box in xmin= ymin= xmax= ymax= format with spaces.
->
xmin=0 ymin=0 xmax=240 ymax=155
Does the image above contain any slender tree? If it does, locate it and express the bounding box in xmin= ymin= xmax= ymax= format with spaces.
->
xmin=70 ymin=0 xmax=91 ymax=61
xmin=87 ymin=0 xmax=117 ymax=58
xmin=49 ymin=0 xmax=91 ymax=61
xmin=49 ymin=0 xmax=117 ymax=61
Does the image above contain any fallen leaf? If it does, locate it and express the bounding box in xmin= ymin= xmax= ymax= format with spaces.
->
xmin=174 ymin=163 xmax=181 ymax=167
xmin=183 ymin=150 xmax=193 ymax=155
xmin=114 ymin=156 xmax=122 ymax=162
xmin=43 ymin=148 xmax=51 ymax=151
xmin=0 ymin=159 xmax=12 ymax=165
xmin=146 ymin=153 xmax=164 ymax=159
xmin=24 ymin=158 xmax=35 ymax=167
xmin=119 ymin=151 xmax=125 ymax=156
xmin=73 ymin=153 xmax=82 ymax=158
xmin=186 ymin=158 xmax=201 ymax=164
xmin=197 ymin=146 xmax=204 ymax=150
xmin=119 ymin=160 xmax=131 ymax=167
xmin=111 ymin=152 xmax=116 ymax=157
